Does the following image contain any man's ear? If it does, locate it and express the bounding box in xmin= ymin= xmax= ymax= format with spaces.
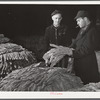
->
xmin=60 ymin=17 xmax=62 ymax=20
xmin=51 ymin=16 xmax=54 ymax=20
xmin=84 ymin=17 xmax=88 ymax=21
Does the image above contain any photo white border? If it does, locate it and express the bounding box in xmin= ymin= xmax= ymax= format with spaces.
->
xmin=0 ymin=1 xmax=100 ymax=4
xmin=0 ymin=1 xmax=100 ymax=99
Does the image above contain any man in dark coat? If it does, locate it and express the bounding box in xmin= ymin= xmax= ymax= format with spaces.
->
xmin=44 ymin=10 xmax=72 ymax=68
xmin=49 ymin=10 xmax=100 ymax=84
xmin=70 ymin=10 xmax=100 ymax=84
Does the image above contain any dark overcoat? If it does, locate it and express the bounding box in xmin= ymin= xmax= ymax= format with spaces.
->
xmin=44 ymin=24 xmax=72 ymax=51
xmin=70 ymin=23 xmax=100 ymax=84
xmin=44 ymin=24 xmax=72 ymax=68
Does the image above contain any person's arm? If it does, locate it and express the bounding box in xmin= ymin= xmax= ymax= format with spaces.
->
xmin=50 ymin=28 xmax=95 ymax=58
xmin=44 ymin=28 xmax=50 ymax=53
xmin=72 ymin=29 xmax=95 ymax=59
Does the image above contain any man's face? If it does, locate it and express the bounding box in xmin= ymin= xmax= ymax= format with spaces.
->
xmin=52 ymin=13 xmax=62 ymax=27
xmin=76 ymin=17 xmax=86 ymax=28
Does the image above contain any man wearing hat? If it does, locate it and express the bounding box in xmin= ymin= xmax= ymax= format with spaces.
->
xmin=71 ymin=10 xmax=100 ymax=84
xmin=51 ymin=10 xmax=100 ymax=84
xmin=44 ymin=10 xmax=72 ymax=68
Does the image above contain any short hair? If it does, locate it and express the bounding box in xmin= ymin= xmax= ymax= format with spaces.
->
xmin=51 ymin=10 xmax=62 ymax=17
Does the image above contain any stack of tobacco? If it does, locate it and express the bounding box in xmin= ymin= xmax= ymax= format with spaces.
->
xmin=95 ymin=51 xmax=100 ymax=73
xmin=0 ymin=62 xmax=83 ymax=91
xmin=70 ymin=82 xmax=100 ymax=92
xmin=0 ymin=34 xmax=10 ymax=43
xmin=0 ymin=43 xmax=37 ymax=79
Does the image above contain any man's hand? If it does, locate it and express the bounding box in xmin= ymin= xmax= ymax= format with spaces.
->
xmin=43 ymin=44 xmax=74 ymax=67
xmin=50 ymin=44 xmax=73 ymax=56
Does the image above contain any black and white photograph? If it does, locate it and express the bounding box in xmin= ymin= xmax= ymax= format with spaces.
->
xmin=0 ymin=0 xmax=100 ymax=99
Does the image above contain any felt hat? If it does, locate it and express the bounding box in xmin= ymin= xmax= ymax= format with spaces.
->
xmin=74 ymin=10 xmax=89 ymax=19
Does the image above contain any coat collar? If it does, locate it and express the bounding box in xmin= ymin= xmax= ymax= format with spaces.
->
xmin=75 ymin=22 xmax=93 ymax=41
xmin=51 ymin=24 xmax=64 ymax=30
xmin=79 ymin=22 xmax=93 ymax=37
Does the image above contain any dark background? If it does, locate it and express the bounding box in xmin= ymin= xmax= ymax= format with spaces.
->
xmin=0 ymin=5 xmax=99 ymax=38
xmin=0 ymin=5 xmax=100 ymax=58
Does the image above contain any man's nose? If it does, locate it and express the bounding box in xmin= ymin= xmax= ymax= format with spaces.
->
xmin=77 ymin=22 xmax=79 ymax=25
xmin=56 ymin=19 xmax=59 ymax=21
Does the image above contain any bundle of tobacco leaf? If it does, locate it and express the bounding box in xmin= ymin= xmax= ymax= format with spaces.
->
xmin=0 ymin=43 xmax=37 ymax=79
xmin=43 ymin=48 xmax=63 ymax=67
xmin=95 ymin=51 xmax=100 ymax=73
xmin=43 ymin=44 xmax=73 ymax=67
xmin=0 ymin=34 xmax=10 ymax=44
xmin=0 ymin=62 xmax=83 ymax=91
xmin=70 ymin=82 xmax=100 ymax=92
